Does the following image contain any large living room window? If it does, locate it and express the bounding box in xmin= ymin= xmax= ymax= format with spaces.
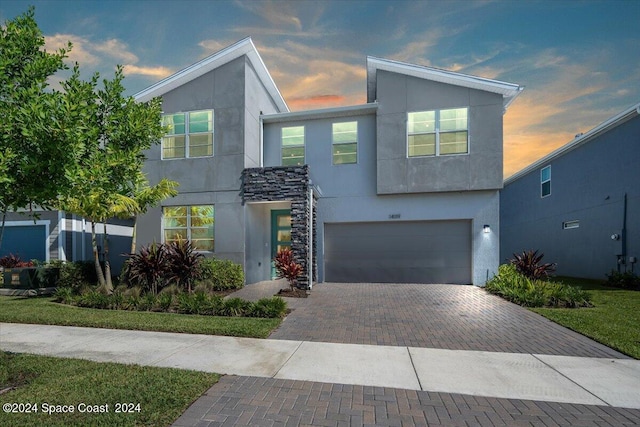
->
xmin=281 ymin=126 xmax=305 ymax=166
xmin=541 ymin=165 xmax=551 ymax=197
xmin=163 ymin=205 xmax=214 ymax=251
xmin=162 ymin=110 xmax=214 ymax=159
xmin=332 ymin=121 xmax=357 ymax=165
xmin=408 ymin=107 xmax=468 ymax=157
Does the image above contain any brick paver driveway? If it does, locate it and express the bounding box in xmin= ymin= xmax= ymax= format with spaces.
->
xmin=174 ymin=283 xmax=638 ymax=426
xmin=270 ymin=282 xmax=625 ymax=358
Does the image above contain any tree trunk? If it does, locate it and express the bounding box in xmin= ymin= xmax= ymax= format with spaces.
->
xmin=0 ymin=206 xmax=7 ymax=254
xmin=91 ymin=220 xmax=106 ymax=287
xmin=130 ymin=220 xmax=137 ymax=254
xmin=103 ymin=222 xmax=113 ymax=294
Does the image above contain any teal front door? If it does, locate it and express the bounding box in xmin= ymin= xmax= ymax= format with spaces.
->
xmin=271 ymin=209 xmax=292 ymax=279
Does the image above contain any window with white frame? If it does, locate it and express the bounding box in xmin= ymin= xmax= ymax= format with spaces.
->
xmin=162 ymin=110 xmax=213 ymax=159
xmin=163 ymin=205 xmax=214 ymax=251
xmin=563 ymin=220 xmax=579 ymax=229
xmin=281 ymin=126 xmax=305 ymax=166
xmin=408 ymin=107 xmax=468 ymax=157
xmin=332 ymin=121 xmax=357 ymax=164
xmin=541 ymin=165 xmax=551 ymax=197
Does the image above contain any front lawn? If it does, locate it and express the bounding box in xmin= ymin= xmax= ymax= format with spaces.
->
xmin=0 ymin=296 xmax=281 ymax=338
xmin=0 ymin=351 xmax=218 ymax=427
xmin=531 ymin=277 xmax=640 ymax=359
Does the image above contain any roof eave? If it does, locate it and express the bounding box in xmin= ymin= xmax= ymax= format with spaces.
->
xmin=504 ymin=101 xmax=640 ymax=184
xmin=133 ymin=37 xmax=288 ymax=112
xmin=366 ymin=56 xmax=523 ymax=109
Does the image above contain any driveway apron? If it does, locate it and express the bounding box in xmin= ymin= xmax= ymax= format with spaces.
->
xmin=269 ymin=282 xmax=626 ymax=358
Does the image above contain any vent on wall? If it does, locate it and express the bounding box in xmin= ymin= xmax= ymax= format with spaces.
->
xmin=562 ymin=220 xmax=580 ymax=230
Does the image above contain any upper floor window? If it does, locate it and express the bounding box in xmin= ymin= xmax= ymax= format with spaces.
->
xmin=282 ymin=126 xmax=305 ymax=166
xmin=332 ymin=121 xmax=357 ymax=165
xmin=163 ymin=205 xmax=214 ymax=251
xmin=541 ymin=165 xmax=551 ymax=197
xmin=162 ymin=110 xmax=213 ymax=159
xmin=407 ymin=107 xmax=468 ymax=157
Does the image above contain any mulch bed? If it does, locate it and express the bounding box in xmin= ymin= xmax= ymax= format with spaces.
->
xmin=276 ymin=288 xmax=309 ymax=298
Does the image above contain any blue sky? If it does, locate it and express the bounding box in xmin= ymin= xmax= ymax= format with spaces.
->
xmin=2 ymin=0 xmax=639 ymax=176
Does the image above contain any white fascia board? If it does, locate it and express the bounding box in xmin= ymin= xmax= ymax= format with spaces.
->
xmin=367 ymin=56 xmax=523 ymax=109
xmin=504 ymin=101 xmax=640 ymax=184
xmin=134 ymin=37 xmax=288 ymax=112
xmin=261 ymin=103 xmax=378 ymax=123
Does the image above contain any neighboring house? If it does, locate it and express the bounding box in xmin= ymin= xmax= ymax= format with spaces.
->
xmin=0 ymin=211 xmax=132 ymax=273
xmin=501 ymin=102 xmax=640 ymax=280
xmin=135 ymin=37 xmax=523 ymax=288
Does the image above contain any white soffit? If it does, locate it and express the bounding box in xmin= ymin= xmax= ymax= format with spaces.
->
xmin=504 ymin=101 xmax=640 ymax=184
xmin=367 ymin=56 xmax=523 ymax=109
xmin=134 ymin=37 xmax=288 ymax=112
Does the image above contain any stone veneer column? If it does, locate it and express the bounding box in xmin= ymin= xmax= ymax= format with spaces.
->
xmin=241 ymin=165 xmax=316 ymax=289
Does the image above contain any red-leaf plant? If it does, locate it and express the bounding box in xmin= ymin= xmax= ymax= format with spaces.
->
xmin=274 ymin=247 xmax=302 ymax=291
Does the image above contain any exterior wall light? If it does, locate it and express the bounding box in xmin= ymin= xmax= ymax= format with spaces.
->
xmin=483 ymin=224 xmax=491 ymax=233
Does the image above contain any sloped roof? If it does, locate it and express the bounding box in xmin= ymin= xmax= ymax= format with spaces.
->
xmin=505 ymin=101 xmax=640 ymax=184
xmin=134 ymin=37 xmax=288 ymax=112
xmin=366 ymin=56 xmax=523 ymax=109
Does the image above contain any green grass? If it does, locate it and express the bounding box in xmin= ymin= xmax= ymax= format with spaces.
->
xmin=0 ymin=351 xmax=219 ymax=427
xmin=0 ymin=296 xmax=281 ymax=338
xmin=531 ymin=277 xmax=640 ymax=359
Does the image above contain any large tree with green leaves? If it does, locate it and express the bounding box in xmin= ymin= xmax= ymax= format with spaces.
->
xmin=0 ymin=7 xmax=78 ymax=251
xmin=58 ymin=66 xmax=174 ymax=293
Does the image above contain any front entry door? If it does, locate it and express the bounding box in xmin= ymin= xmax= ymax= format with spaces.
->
xmin=271 ymin=209 xmax=292 ymax=279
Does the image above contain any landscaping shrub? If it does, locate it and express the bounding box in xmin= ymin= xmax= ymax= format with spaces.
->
xmin=53 ymin=286 xmax=76 ymax=305
xmin=165 ymin=239 xmax=204 ymax=293
xmin=220 ymin=297 xmax=252 ymax=317
xmin=249 ymin=297 xmax=288 ymax=318
xmin=274 ymin=247 xmax=302 ymax=290
xmin=605 ymin=270 xmax=640 ymax=290
xmin=486 ymin=264 xmax=591 ymax=308
xmin=0 ymin=253 xmax=35 ymax=268
xmin=510 ymin=249 xmax=556 ymax=279
xmin=198 ymin=258 xmax=244 ymax=290
xmin=122 ymin=243 xmax=169 ymax=294
xmin=57 ymin=260 xmax=99 ymax=293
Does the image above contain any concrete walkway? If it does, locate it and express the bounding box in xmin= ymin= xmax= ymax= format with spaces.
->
xmin=2 ymin=322 xmax=640 ymax=410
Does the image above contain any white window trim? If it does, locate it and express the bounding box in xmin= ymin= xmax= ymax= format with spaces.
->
xmin=541 ymin=165 xmax=551 ymax=198
xmin=161 ymin=205 xmax=215 ymax=252
xmin=407 ymin=107 xmax=469 ymax=158
xmin=161 ymin=110 xmax=214 ymax=160
xmin=332 ymin=121 xmax=358 ymax=165
xmin=281 ymin=125 xmax=306 ymax=166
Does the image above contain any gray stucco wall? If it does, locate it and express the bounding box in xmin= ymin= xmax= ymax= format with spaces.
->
xmin=263 ymin=111 xmax=500 ymax=285
xmin=138 ymin=55 xmax=282 ymax=271
xmin=375 ymin=70 xmax=504 ymax=194
xmin=501 ymin=114 xmax=640 ymax=280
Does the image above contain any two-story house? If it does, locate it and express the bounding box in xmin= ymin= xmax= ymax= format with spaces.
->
xmin=131 ymin=37 xmax=523 ymax=288
xmin=501 ymin=102 xmax=639 ymax=280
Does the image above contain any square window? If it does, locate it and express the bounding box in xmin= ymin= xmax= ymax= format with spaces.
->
xmin=161 ymin=110 xmax=213 ymax=159
xmin=163 ymin=205 xmax=214 ymax=251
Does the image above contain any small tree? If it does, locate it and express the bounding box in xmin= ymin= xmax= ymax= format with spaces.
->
xmin=0 ymin=7 xmax=78 ymax=251
xmin=58 ymin=66 xmax=166 ymax=293
xmin=274 ymin=247 xmax=302 ymax=291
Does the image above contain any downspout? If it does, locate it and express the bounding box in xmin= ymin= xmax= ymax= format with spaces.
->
xmin=622 ymin=192 xmax=628 ymax=272
xmin=259 ymin=113 xmax=264 ymax=167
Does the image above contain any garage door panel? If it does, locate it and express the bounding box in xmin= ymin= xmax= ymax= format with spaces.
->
xmin=324 ymin=221 xmax=471 ymax=284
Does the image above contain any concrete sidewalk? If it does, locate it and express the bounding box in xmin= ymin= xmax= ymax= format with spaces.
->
xmin=2 ymin=322 xmax=640 ymax=410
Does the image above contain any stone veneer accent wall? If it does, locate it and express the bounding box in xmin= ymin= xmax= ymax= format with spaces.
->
xmin=241 ymin=166 xmax=317 ymax=289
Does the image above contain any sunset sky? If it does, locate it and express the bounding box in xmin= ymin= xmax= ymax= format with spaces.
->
xmin=2 ymin=0 xmax=639 ymax=177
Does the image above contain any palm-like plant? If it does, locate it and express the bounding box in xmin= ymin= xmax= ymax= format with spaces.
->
xmin=165 ymin=238 xmax=204 ymax=293
xmin=123 ymin=242 xmax=168 ymax=295
xmin=510 ymin=250 xmax=556 ymax=279
xmin=274 ymin=247 xmax=302 ymax=291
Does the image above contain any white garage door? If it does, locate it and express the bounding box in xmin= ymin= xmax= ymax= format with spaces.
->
xmin=324 ymin=220 xmax=472 ymax=284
